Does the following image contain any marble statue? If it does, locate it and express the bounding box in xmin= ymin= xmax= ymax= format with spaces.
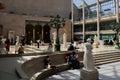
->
xmin=0 ymin=37 xmax=6 ymax=54
xmin=52 ymin=32 xmax=56 ymax=44
xmin=83 ymin=38 xmax=95 ymax=70
xmin=15 ymin=36 xmax=20 ymax=53
xmin=93 ymin=35 xmax=99 ymax=48
xmin=63 ymin=33 xmax=67 ymax=48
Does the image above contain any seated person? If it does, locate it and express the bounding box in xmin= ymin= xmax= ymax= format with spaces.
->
xmin=68 ymin=43 xmax=75 ymax=51
xmin=47 ymin=43 xmax=53 ymax=52
xmin=18 ymin=45 xmax=24 ymax=54
xmin=44 ymin=56 xmax=51 ymax=68
xmin=65 ymin=53 xmax=72 ymax=69
xmin=70 ymin=52 xmax=80 ymax=69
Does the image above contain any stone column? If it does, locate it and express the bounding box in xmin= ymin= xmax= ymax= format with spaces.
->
xmin=97 ymin=0 xmax=100 ymax=40
xmin=71 ymin=0 xmax=74 ymax=42
xmin=82 ymin=0 xmax=85 ymax=42
xmin=115 ymin=0 xmax=119 ymax=23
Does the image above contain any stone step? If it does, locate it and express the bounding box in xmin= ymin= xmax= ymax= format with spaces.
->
xmin=95 ymin=59 xmax=120 ymax=65
xmin=93 ymin=52 xmax=119 ymax=58
xmin=93 ymin=52 xmax=120 ymax=66
xmin=94 ymin=54 xmax=120 ymax=60
xmin=94 ymin=56 xmax=120 ymax=63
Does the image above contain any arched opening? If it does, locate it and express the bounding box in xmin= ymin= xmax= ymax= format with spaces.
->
xmin=35 ymin=25 xmax=42 ymax=42
xmin=25 ymin=24 xmax=33 ymax=44
xmin=0 ymin=24 xmax=3 ymax=36
xmin=43 ymin=24 xmax=51 ymax=43
xmin=25 ymin=23 xmax=51 ymax=44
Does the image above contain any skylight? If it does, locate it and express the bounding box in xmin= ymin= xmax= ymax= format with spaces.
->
xmin=73 ymin=0 xmax=98 ymax=8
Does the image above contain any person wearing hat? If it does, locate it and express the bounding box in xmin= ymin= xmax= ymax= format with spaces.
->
xmin=83 ymin=38 xmax=95 ymax=70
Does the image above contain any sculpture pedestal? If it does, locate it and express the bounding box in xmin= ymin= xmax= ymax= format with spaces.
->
xmin=80 ymin=68 xmax=99 ymax=80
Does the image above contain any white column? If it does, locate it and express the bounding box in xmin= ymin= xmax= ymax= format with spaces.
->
xmin=97 ymin=0 xmax=100 ymax=40
xmin=71 ymin=0 xmax=74 ymax=42
xmin=82 ymin=0 xmax=85 ymax=42
xmin=115 ymin=0 xmax=119 ymax=23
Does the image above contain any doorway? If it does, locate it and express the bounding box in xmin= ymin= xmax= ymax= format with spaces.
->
xmin=43 ymin=24 xmax=51 ymax=43
xmin=25 ymin=24 xmax=33 ymax=44
xmin=25 ymin=23 xmax=51 ymax=44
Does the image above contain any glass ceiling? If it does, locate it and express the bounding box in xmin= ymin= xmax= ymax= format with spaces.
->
xmin=73 ymin=0 xmax=103 ymax=8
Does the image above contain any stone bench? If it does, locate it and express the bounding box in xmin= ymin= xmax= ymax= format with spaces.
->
xmin=15 ymin=65 xmax=29 ymax=80
xmin=30 ymin=61 xmax=84 ymax=80
xmin=30 ymin=63 xmax=69 ymax=80
xmin=20 ymin=51 xmax=84 ymax=79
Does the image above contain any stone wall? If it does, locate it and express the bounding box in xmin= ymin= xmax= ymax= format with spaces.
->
xmin=0 ymin=0 xmax=71 ymax=18
xmin=0 ymin=12 xmax=72 ymax=41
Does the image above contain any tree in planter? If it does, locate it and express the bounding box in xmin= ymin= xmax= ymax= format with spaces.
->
xmin=110 ymin=22 xmax=120 ymax=48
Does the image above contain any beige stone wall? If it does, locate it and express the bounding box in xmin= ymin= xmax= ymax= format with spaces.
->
xmin=0 ymin=12 xmax=50 ymax=37
xmin=0 ymin=12 xmax=71 ymax=41
xmin=0 ymin=0 xmax=71 ymax=19
xmin=0 ymin=0 xmax=76 ymax=41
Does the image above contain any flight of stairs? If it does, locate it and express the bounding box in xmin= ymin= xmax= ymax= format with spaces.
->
xmin=93 ymin=52 xmax=120 ymax=66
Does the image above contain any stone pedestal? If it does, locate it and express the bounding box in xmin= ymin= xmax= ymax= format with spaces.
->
xmin=80 ymin=68 xmax=99 ymax=80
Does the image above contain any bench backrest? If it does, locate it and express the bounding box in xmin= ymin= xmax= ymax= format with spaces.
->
xmin=22 ymin=51 xmax=84 ymax=77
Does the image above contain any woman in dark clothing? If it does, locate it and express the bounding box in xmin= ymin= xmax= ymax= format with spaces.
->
xmin=44 ymin=56 xmax=51 ymax=68
xmin=68 ymin=43 xmax=75 ymax=51
xmin=5 ymin=38 xmax=10 ymax=53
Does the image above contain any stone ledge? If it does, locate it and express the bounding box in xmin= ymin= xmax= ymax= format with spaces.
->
xmin=15 ymin=66 xmax=29 ymax=80
xmin=31 ymin=62 xmax=84 ymax=80
xmin=30 ymin=63 xmax=70 ymax=80
xmin=22 ymin=51 xmax=84 ymax=77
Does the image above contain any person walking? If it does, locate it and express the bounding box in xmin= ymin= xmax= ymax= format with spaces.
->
xmin=5 ymin=38 xmax=10 ymax=54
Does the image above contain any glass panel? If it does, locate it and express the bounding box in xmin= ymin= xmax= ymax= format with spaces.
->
xmin=85 ymin=23 xmax=97 ymax=31
xmin=73 ymin=0 xmax=96 ymax=8
xmin=119 ymin=0 xmax=120 ymax=13
xmin=100 ymin=20 xmax=115 ymax=30
xmin=85 ymin=0 xmax=96 ymax=5
xmin=100 ymin=0 xmax=115 ymax=16
xmin=74 ymin=34 xmax=83 ymax=41
xmin=74 ymin=25 xmax=83 ymax=32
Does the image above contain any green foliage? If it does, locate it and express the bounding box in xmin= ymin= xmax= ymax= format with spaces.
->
xmin=110 ymin=22 xmax=120 ymax=33
xmin=110 ymin=22 xmax=120 ymax=48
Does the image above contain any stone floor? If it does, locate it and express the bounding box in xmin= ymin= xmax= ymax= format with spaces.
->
xmin=47 ymin=62 xmax=120 ymax=80
xmin=6 ymin=44 xmax=118 ymax=55
xmin=0 ymin=44 xmax=120 ymax=80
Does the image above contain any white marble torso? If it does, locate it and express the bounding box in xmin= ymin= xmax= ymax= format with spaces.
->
xmin=83 ymin=42 xmax=95 ymax=70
